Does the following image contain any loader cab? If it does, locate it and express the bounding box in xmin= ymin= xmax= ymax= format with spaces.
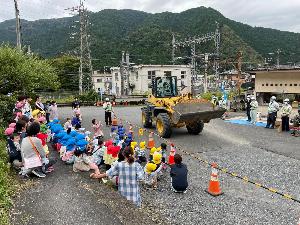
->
xmin=152 ymin=76 xmax=178 ymax=98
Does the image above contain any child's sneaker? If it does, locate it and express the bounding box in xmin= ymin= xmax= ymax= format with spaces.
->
xmin=32 ymin=169 xmax=46 ymax=178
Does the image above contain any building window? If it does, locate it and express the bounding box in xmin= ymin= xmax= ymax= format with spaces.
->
xmin=280 ymin=84 xmax=282 ymax=86
xmin=148 ymin=71 xmax=155 ymax=79
xmin=285 ymin=84 xmax=287 ymax=86
xmin=275 ymin=84 xmax=278 ymax=86
xmin=262 ymin=84 xmax=265 ymax=86
xmin=181 ymin=71 xmax=186 ymax=75
xmin=294 ymin=84 xmax=297 ymax=86
xmin=115 ymin=73 xmax=119 ymax=81
xmin=290 ymin=84 xmax=293 ymax=86
xmin=266 ymin=83 xmax=269 ymax=86
xmin=181 ymin=75 xmax=185 ymax=79
xmin=96 ymin=79 xmax=102 ymax=83
xmin=164 ymin=71 xmax=172 ymax=77
xmin=270 ymin=84 xmax=273 ymax=86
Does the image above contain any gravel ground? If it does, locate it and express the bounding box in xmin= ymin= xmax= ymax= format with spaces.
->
xmin=12 ymin=106 xmax=300 ymax=225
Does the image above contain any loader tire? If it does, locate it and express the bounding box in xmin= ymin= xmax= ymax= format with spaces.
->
xmin=186 ymin=121 xmax=204 ymax=135
xmin=156 ymin=113 xmax=172 ymax=138
xmin=142 ymin=108 xmax=152 ymax=128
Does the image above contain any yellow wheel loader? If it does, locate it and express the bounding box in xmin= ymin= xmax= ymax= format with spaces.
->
xmin=141 ymin=76 xmax=226 ymax=138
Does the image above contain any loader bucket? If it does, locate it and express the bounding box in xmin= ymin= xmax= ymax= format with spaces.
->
xmin=171 ymin=102 xmax=226 ymax=124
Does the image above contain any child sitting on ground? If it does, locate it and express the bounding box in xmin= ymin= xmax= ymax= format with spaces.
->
xmin=91 ymin=119 xmax=104 ymax=139
xmin=91 ymin=139 xmax=106 ymax=166
xmin=144 ymin=152 xmax=163 ymax=189
xmin=135 ymin=141 xmax=147 ymax=164
xmin=6 ymin=133 xmax=23 ymax=169
xmin=170 ymin=154 xmax=188 ymax=193
xmin=64 ymin=118 xmax=72 ymax=130
xmin=160 ymin=143 xmax=168 ymax=169
xmin=73 ymin=147 xmax=101 ymax=179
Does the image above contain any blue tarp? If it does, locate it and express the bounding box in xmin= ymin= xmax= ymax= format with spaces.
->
xmin=224 ymin=119 xmax=267 ymax=127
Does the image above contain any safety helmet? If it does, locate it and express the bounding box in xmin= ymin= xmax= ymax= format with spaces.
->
xmin=105 ymin=98 xmax=109 ymax=102
xmin=250 ymin=96 xmax=255 ymax=100
xmin=271 ymin=96 xmax=276 ymax=100
xmin=283 ymin=98 xmax=289 ymax=103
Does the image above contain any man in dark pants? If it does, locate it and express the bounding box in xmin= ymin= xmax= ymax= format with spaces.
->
xmin=245 ymin=95 xmax=251 ymax=122
xmin=281 ymin=99 xmax=292 ymax=132
xmin=266 ymin=96 xmax=279 ymax=129
xmin=103 ymin=98 xmax=113 ymax=126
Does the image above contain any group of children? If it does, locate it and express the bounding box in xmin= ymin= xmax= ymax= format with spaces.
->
xmin=55 ymin=115 xmax=188 ymax=191
xmin=5 ymin=96 xmax=56 ymax=178
xmin=5 ymin=97 xmax=188 ymax=207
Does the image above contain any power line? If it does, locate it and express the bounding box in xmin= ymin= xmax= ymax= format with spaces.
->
xmin=65 ymin=0 xmax=93 ymax=95
xmin=172 ymin=23 xmax=221 ymax=94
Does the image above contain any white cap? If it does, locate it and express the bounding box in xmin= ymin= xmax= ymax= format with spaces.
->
xmin=283 ymin=98 xmax=289 ymax=102
xmin=105 ymin=98 xmax=109 ymax=101
xmin=271 ymin=96 xmax=276 ymax=100
xmin=251 ymin=96 xmax=255 ymax=100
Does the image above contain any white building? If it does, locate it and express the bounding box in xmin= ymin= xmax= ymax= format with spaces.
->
xmin=92 ymin=71 xmax=112 ymax=94
xmin=110 ymin=65 xmax=192 ymax=96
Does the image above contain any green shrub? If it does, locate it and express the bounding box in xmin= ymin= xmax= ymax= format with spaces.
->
xmin=0 ymin=95 xmax=16 ymax=124
xmin=77 ymin=90 xmax=99 ymax=103
xmin=0 ymin=138 xmax=16 ymax=225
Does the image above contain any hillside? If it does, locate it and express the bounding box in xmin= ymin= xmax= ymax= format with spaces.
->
xmin=1 ymin=7 xmax=299 ymax=70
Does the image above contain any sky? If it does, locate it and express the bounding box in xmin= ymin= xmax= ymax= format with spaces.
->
xmin=1 ymin=0 xmax=300 ymax=33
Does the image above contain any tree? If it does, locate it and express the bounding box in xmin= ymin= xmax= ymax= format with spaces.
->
xmin=49 ymin=55 xmax=80 ymax=91
xmin=0 ymin=45 xmax=60 ymax=94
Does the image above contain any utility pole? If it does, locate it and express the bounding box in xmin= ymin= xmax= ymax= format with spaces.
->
xmin=236 ymin=51 xmax=242 ymax=95
xmin=66 ymin=0 xmax=93 ymax=95
xmin=204 ymin=53 xmax=209 ymax=93
xmin=276 ymin=49 xmax=281 ymax=69
xmin=191 ymin=38 xmax=196 ymax=95
xmin=172 ymin=33 xmax=176 ymax=65
xmin=214 ymin=22 xmax=220 ymax=79
xmin=120 ymin=51 xmax=130 ymax=96
xmin=14 ymin=0 xmax=22 ymax=50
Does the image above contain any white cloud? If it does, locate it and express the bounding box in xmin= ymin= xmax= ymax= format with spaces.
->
xmin=1 ymin=0 xmax=299 ymax=32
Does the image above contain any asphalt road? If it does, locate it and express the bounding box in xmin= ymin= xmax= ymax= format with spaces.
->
xmin=11 ymin=106 xmax=300 ymax=225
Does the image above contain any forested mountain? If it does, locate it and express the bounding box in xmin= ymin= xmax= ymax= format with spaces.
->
xmin=1 ymin=7 xmax=300 ymax=70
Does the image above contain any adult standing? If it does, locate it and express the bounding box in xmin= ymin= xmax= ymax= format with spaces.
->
xmin=23 ymin=96 xmax=33 ymax=119
xmin=44 ymin=101 xmax=51 ymax=123
xmin=35 ymin=96 xmax=45 ymax=112
xmin=281 ymin=99 xmax=292 ymax=132
xmin=95 ymin=147 xmax=144 ymax=207
xmin=245 ymin=95 xmax=251 ymax=122
xmin=49 ymin=101 xmax=59 ymax=121
xmin=265 ymin=96 xmax=279 ymax=129
xmin=250 ymin=96 xmax=258 ymax=125
xmin=103 ymin=98 xmax=113 ymax=126
xmin=72 ymin=97 xmax=80 ymax=109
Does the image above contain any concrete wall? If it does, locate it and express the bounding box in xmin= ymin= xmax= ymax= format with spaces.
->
xmin=130 ymin=65 xmax=192 ymax=95
xmin=110 ymin=65 xmax=192 ymax=96
xmin=92 ymin=72 xmax=112 ymax=94
xmin=255 ymin=70 xmax=300 ymax=94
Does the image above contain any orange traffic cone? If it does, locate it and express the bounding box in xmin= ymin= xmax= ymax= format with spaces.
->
xmin=147 ymin=132 xmax=155 ymax=149
xmin=206 ymin=163 xmax=223 ymax=196
xmin=168 ymin=143 xmax=176 ymax=165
